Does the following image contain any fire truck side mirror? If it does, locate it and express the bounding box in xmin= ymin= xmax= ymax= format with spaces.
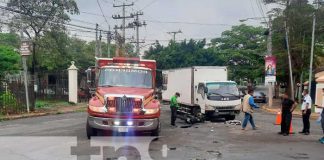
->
xmin=86 ymin=67 xmax=96 ymax=87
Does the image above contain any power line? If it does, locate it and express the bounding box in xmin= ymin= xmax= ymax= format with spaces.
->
xmin=70 ymin=18 xmax=97 ymax=25
xmin=97 ymin=0 xmax=110 ymax=26
xmin=80 ymin=11 xmax=106 ymax=17
xmin=139 ymin=0 xmax=159 ymax=11
xmin=255 ymin=0 xmax=268 ymax=25
xmin=146 ymin=20 xmax=234 ymax=26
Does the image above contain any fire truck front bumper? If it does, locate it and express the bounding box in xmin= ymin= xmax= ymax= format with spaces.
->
xmin=87 ymin=116 xmax=159 ymax=132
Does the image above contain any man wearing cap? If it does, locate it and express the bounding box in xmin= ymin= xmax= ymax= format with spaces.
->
xmin=170 ymin=92 xmax=180 ymax=127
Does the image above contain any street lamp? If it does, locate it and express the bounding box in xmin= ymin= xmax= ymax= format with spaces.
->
xmin=239 ymin=17 xmax=267 ymax=23
xmin=20 ymin=39 xmax=31 ymax=113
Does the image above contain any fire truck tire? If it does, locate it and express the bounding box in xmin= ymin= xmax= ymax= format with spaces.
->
xmin=151 ymin=121 xmax=161 ymax=137
xmin=86 ymin=121 xmax=97 ymax=139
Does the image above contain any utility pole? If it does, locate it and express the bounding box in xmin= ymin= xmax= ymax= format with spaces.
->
xmin=284 ymin=0 xmax=294 ymax=98
xmin=99 ymin=30 xmax=102 ymax=57
xmin=95 ymin=23 xmax=99 ymax=58
xmin=267 ymin=15 xmax=273 ymax=107
xmin=107 ymin=26 xmax=112 ymax=58
xmin=285 ymin=21 xmax=294 ymax=98
xmin=130 ymin=11 xmax=146 ymax=57
xmin=112 ymin=2 xmax=134 ymax=54
xmin=308 ymin=0 xmax=319 ymax=95
xmin=167 ymin=30 xmax=182 ymax=41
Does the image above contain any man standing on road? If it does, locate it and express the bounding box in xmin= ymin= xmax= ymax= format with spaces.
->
xmin=315 ymin=88 xmax=324 ymax=143
xmin=242 ymin=90 xmax=259 ymax=130
xmin=170 ymin=92 xmax=180 ymax=127
xmin=279 ymin=93 xmax=297 ymax=136
xmin=299 ymin=89 xmax=312 ymax=135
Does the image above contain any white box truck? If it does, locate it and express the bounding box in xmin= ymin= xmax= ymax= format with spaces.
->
xmin=162 ymin=66 xmax=241 ymax=121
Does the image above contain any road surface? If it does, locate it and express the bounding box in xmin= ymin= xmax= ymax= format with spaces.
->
xmin=0 ymin=105 xmax=322 ymax=160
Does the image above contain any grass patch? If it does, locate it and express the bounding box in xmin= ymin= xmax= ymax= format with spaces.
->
xmin=294 ymin=104 xmax=316 ymax=112
xmin=35 ymin=100 xmax=74 ymax=109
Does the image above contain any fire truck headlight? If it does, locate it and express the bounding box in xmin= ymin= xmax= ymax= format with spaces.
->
xmin=89 ymin=105 xmax=107 ymax=113
xmin=145 ymin=108 xmax=159 ymax=115
xmin=114 ymin=121 xmax=120 ymax=126
xmin=127 ymin=121 xmax=133 ymax=126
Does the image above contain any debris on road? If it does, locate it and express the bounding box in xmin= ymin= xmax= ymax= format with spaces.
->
xmin=168 ymin=147 xmax=177 ymax=151
xmin=226 ymin=120 xmax=242 ymax=125
xmin=207 ymin=150 xmax=222 ymax=157
xmin=180 ymin=125 xmax=192 ymax=128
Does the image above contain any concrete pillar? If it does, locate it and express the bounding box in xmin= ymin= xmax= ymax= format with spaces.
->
xmin=68 ymin=61 xmax=78 ymax=104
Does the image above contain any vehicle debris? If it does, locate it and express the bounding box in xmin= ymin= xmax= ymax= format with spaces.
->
xmin=226 ymin=120 xmax=242 ymax=125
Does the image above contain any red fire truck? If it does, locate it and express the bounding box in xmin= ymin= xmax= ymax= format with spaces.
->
xmin=86 ymin=57 xmax=161 ymax=139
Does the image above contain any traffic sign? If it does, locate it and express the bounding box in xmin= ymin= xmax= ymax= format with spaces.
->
xmin=20 ymin=40 xmax=31 ymax=56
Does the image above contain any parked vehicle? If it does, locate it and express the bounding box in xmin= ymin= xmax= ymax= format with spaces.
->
xmin=253 ymin=91 xmax=267 ymax=103
xmin=86 ymin=57 xmax=161 ymax=139
xmin=162 ymin=66 xmax=241 ymax=121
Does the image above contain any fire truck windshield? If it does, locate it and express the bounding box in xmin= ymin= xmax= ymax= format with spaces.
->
xmin=98 ymin=68 xmax=153 ymax=88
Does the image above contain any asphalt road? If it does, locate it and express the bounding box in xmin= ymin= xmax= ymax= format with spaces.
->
xmin=0 ymin=105 xmax=323 ymax=160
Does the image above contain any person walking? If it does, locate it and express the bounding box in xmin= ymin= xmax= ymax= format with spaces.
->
xmin=315 ymin=88 xmax=324 ymax=143
xmin=299 ymin=89 xmax=312 ymax=135
xmin=278 ymin=93 xmax=297 ymax=136
xmin=242 ymin=90 xmax=259 ymax=130
xmin=170 ymin=92 xmax=180 ymax=127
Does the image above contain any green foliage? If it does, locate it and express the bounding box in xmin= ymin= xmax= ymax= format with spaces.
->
xmin=264 ymin=0 xmax=324 ymax=83
xmin=211 ymin=24 xmax=266 ymax=81
xmin=0 ymin=45 xmax=20 ymax=78
xmin=145 ymin=24 xmax=266 ymax=82
xmin=0 ymin=91 xmax=18 ymax=114
xmin=35 ymin=100 xmax=49 ymax=108
xmin=6 ymin=0 xmax=80 ymax=74
xmin=0 ymin=33 xmax=20 ymax=48
xmin=35 ymin=31 xmax=115 ymax=71
xmin=8 ymin=0 xmax=79 ymax=37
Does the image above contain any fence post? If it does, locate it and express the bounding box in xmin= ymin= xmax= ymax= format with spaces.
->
xmin=68 ymin=61 xmax=78 ymax=104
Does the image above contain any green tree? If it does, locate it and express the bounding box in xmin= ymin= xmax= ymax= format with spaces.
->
xmin=263 ymin=0 xmax=324 ymax=85
xmin=0 ymin=46 xmax=20 ymax=78
xmin=7 ymin=0 xmax=79 ymax=74
xmin=0 ymin=33 xmax=19 ymax=48
xmin=210 ymin=24 xmax=266 ymax=81
xmin=145 ymin=24 xmax=267 ymax=83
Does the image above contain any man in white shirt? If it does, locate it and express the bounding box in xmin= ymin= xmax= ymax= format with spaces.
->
xmin=299 ymin=89 xmax=312 ymax=135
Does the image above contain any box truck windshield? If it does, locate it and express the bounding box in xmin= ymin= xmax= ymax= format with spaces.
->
xmin=98 ymin=68 xmax=153 ymax=88
xmin=206 ymin=82 xmax=239 ymax=97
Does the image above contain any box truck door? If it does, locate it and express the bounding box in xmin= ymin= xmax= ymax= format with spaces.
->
xmin=196 ymin=83 xmax=206 ymax=114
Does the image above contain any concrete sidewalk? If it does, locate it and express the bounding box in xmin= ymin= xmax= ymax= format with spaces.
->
xmin=0 ymin=103 xmax=87 ymax=121
xmin=262 ymin=99 xmax=320 ymax=120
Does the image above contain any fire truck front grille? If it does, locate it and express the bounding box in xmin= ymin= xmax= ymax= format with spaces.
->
xmin=115 ymin=97 xmax=135 ymax=113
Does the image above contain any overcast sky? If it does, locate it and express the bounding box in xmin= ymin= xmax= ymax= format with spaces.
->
xmin=64 ymin=0 xmax=281 ymax=53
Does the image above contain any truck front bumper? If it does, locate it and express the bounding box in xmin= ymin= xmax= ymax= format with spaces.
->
xmin=88 ymin=116 xmax=159 ymax=132
xmin=210 ymin=110 xmax=240 ymax=116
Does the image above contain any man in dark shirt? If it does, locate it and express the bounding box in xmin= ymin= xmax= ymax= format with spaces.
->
xmin=279 ymin=93 xmax=297 ymax=136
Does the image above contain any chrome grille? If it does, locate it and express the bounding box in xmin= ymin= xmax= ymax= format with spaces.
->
xmin=215 ymin=106 xmax=235 ymax=110
xmin=115 ymin=97 xmax=135 ymax=113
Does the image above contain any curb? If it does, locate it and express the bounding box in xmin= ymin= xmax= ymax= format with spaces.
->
xmin=0 ymin=107 xmax=87 ymax=121
xmin=261 ymin=106 xmax=319 ymax=120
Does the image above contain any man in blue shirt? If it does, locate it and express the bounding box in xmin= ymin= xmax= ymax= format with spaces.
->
xmin=242 ymin=90 xmax=259 ymax=130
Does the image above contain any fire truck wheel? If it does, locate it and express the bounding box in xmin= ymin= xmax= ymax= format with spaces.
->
xmin=151 ymin=121 xmax=161 ymax=137
xmin=86 ymin=121 xmax=97 ymax=139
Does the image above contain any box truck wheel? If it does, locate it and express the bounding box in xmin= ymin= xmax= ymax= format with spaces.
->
xmin=86 ymin=121 xmax=97 ymax=139
xmin=225 ymin=115 xmax=236 ymax=121
xmin=192 ymin=107 xmax=201 ymax=117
